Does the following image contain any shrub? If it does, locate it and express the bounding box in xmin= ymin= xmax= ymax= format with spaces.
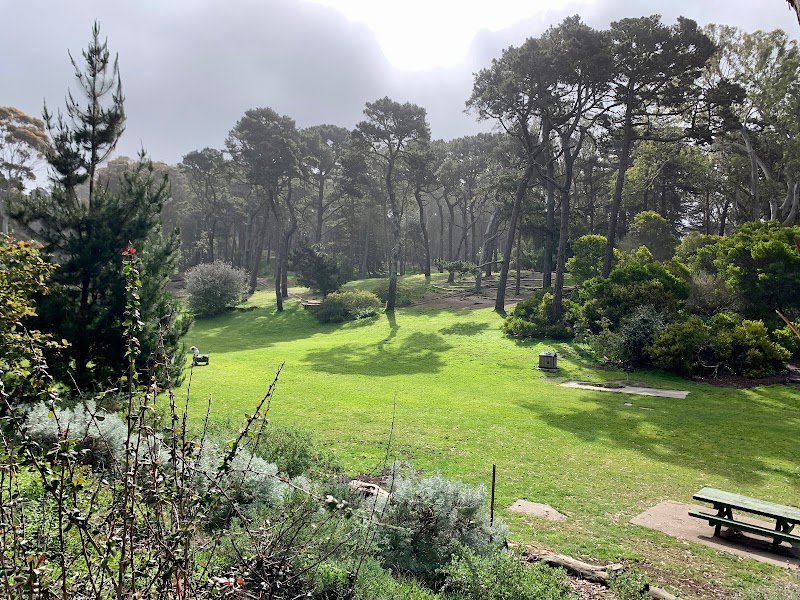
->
xmin=771 ymin=325 xmax=800 ymax=359
xmin=618 ymin=305 xmax=665 ymax=367
xmin=609 ymin=566 xmax=651 ymax=600
xmin=185 ymin=261 xmax=247 ymax=317
xmin=713 ymin=221 xmax=800 ymax=321
xmin=567 ymin=234 xmax=608 ymax=284
xmin=585 ymin=317 xmax=625 ymax=367
xmin=372 ymin=280 xmax=415 ymax=307
xmin=580 ymin=247 xmax=689 ymax=328
xmin=254 ymin=423 xmax=340 ymax=478
xmin=290 ymin=244 xmax=343 ymax=297
xmin=24 ymin=400 xmax=127 ymax=469
xmin=435 ymin=259 xmax=477 ymax=283
xmin=375 ymin=467 xmax=507 ymax=583
xmin=647 ymin=317 xmax=710 ymax=375
xmin=316 ymin=290 xmax=382 ymax=323
xmin=352 ymin=558 xmax=443 ymax=600
xmin=502 ymin=291 xmax=576 ymax=340
xmin=197 ymin=442 xmax=289 ymax=529
xmin=725 ymin=320 xmax=791 ymax=378
xmin=687 ymin=269 xmax=738 ymax=316
xmin=441 ymin=547 xmax=573 ymax=600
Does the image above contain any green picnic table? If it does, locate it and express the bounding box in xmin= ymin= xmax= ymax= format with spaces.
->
xmin=688 ymin=487 xmax=800 ymax=551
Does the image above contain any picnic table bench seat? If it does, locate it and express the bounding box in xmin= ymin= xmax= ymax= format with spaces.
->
xmin=689 ymin=487 xmax=800 ymax=550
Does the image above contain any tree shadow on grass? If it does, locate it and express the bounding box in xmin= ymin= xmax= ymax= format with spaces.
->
xmin=190 ymin=301 xmax=378 ymax=355
xmin=304 ymin=330 xmax=452 ymax=376
xmin=516 ymin=386 xmax=800 ymax=489
xmin=438 ymin=322 xmax=490 ymax=336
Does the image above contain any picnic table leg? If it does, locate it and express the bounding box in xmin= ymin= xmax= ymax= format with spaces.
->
xmin=712 ymin=504 xmax=731 ymax=537
xmin=773 ymin=519 xmax=794 ymax=550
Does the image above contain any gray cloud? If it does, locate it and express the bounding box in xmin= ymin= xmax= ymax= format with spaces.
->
xmin=1 ymin=0 xmax=797 ymax=172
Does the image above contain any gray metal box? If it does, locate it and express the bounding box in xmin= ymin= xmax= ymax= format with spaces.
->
xmin=538 ymin=351 xmax=557 ymax=370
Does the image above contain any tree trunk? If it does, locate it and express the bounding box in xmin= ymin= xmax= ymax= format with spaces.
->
xmin=315 ymin=176 xmax=324 ymax=244
xmin=495 ymin=163 xmax=535 ymax=312
xmin=208 ymin=218 xmax=217 ymax=263
xmin=552 ymin=132 xmax=578 ymax=323
xmin=437 ymin=197 xmax=445 ymax=264
xmin=514 ymin=225 xmax=522 ymax=296
xmin=446 ymin=198 xmax=456 ymax=261
xmin=603 ymin=110 xmax=633 ymax=278
xmin=386 ymin=161 xmax=400 ymax=312
xmin=782 ymin=180 xmax=799 ymax=226
xmin=474 ymin=211 xmax=498 ymax=293
xmin=543 ymin=155 xmax=556 ymax=289
xmin=719 ymin=198 xmax=730 ymax=236
xmin=360 ymin=211 xmax=370 ymax=278
xmin=741 ymin=127 xmax=761 ymax=221
xmin=415 ymin=190 xmax=431 ymax=278
xmin=524 ymin=550 xmax=676 ymax=600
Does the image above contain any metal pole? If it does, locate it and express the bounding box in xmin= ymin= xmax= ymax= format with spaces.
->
xmin=490 ymin=464 xmax=496 ymax=525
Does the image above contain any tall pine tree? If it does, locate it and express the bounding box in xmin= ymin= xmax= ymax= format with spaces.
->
xmin=10 ymin=23 xmax=189 ymax=392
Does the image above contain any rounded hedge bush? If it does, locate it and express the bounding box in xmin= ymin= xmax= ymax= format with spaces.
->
xmin=316 ymin=290 xmax=382 ymax=323
xmin=185 ymin=261 xmax=248 ymax=317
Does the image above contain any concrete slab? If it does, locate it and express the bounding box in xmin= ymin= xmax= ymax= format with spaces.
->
xmin=631 ymin=501 xmax=800 ymax=570
xmin=560 ymin=381 xmax=689 ymax=399
xmin=507 ymin=500 xmax=567 ymax=521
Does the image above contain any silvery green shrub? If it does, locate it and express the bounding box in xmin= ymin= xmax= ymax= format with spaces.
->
xmin=24 ymin=401 xmax=127 ymax=468
xmin=375 ymin=465 xmax=507 ymax=581
xmin=185 ymin=261 xmax=248 ymax=317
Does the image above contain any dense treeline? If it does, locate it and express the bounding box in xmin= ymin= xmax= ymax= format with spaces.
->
xmin=2 ymin=15 xmax=799 ymax=383
xmin=106 ymin=17 xmax=798 ymax=316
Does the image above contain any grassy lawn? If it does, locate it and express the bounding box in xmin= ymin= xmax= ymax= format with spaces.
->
xmin=183 ymin=287 xmax=800 ymax=598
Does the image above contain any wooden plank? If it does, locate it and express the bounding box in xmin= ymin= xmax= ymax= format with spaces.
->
xmin=688 ymin=511 xmax=800 ymax=544
xmin=693 ymin=487 xmax=800 ymax=522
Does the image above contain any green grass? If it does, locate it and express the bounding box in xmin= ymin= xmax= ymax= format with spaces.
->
xmin=183 ymin=290 xmax=800 ymax=598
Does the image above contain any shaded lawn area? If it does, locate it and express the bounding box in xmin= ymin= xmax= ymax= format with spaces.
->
xmin=183 ymin=291 xmax=800 ymax=596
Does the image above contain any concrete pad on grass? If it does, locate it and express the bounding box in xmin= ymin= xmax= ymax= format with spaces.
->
xmin=560 ymin=381 xmax=689 ymax=399
xmin=631 ymin=501 xmax=800 ymax=569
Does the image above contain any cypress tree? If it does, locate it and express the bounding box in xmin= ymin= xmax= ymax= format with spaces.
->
xmin=10 ymin=23 xmax=190 ymax=392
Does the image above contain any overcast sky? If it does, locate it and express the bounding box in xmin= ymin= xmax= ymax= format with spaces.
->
xmin=2 ymin=0 xmax=797 ymax=173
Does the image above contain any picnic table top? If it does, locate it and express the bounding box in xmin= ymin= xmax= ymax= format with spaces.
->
xmin=693 ymin=487 xmax=800 ymax=523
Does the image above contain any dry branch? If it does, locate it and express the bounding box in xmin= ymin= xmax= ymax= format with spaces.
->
xmin=524 ymin=548 xmax=677 ymax=600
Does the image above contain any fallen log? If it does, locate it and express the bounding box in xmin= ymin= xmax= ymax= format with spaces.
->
xmin=524 ymin=548 xmax=677 ymax=600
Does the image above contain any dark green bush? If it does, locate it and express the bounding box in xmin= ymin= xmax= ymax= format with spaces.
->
xmin=647 ymin=317 xmax=709 ymax=375
xmin=372 ymin=280 xmax=414 ymax=307
xmin=435 ymin=259 xmax=478 ymax=283
xmin=290 ymin=244 xmax=344 ymax=297
xmin=580 ymin=247 xmax=689 ymax=328
xmin=618 ymin=305 xmax=665 ymax=366
xmin=771 ymin=325 xmax=800 ymax=359
xmin=724 ymin=320 xmax=790 ymax=378
xmin=567 ymin=234 xmax=609 ymax=285
xmin=502 ymin=291 xmax=576 ymax=340
xmin=316 ymin=290 xmax=382 ymax=323
xmin=441 ymin=547 xmax=573 ymax=600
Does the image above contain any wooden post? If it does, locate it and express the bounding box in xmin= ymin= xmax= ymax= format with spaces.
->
xmin=490 ymin=464 xmax=496 ymax=525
